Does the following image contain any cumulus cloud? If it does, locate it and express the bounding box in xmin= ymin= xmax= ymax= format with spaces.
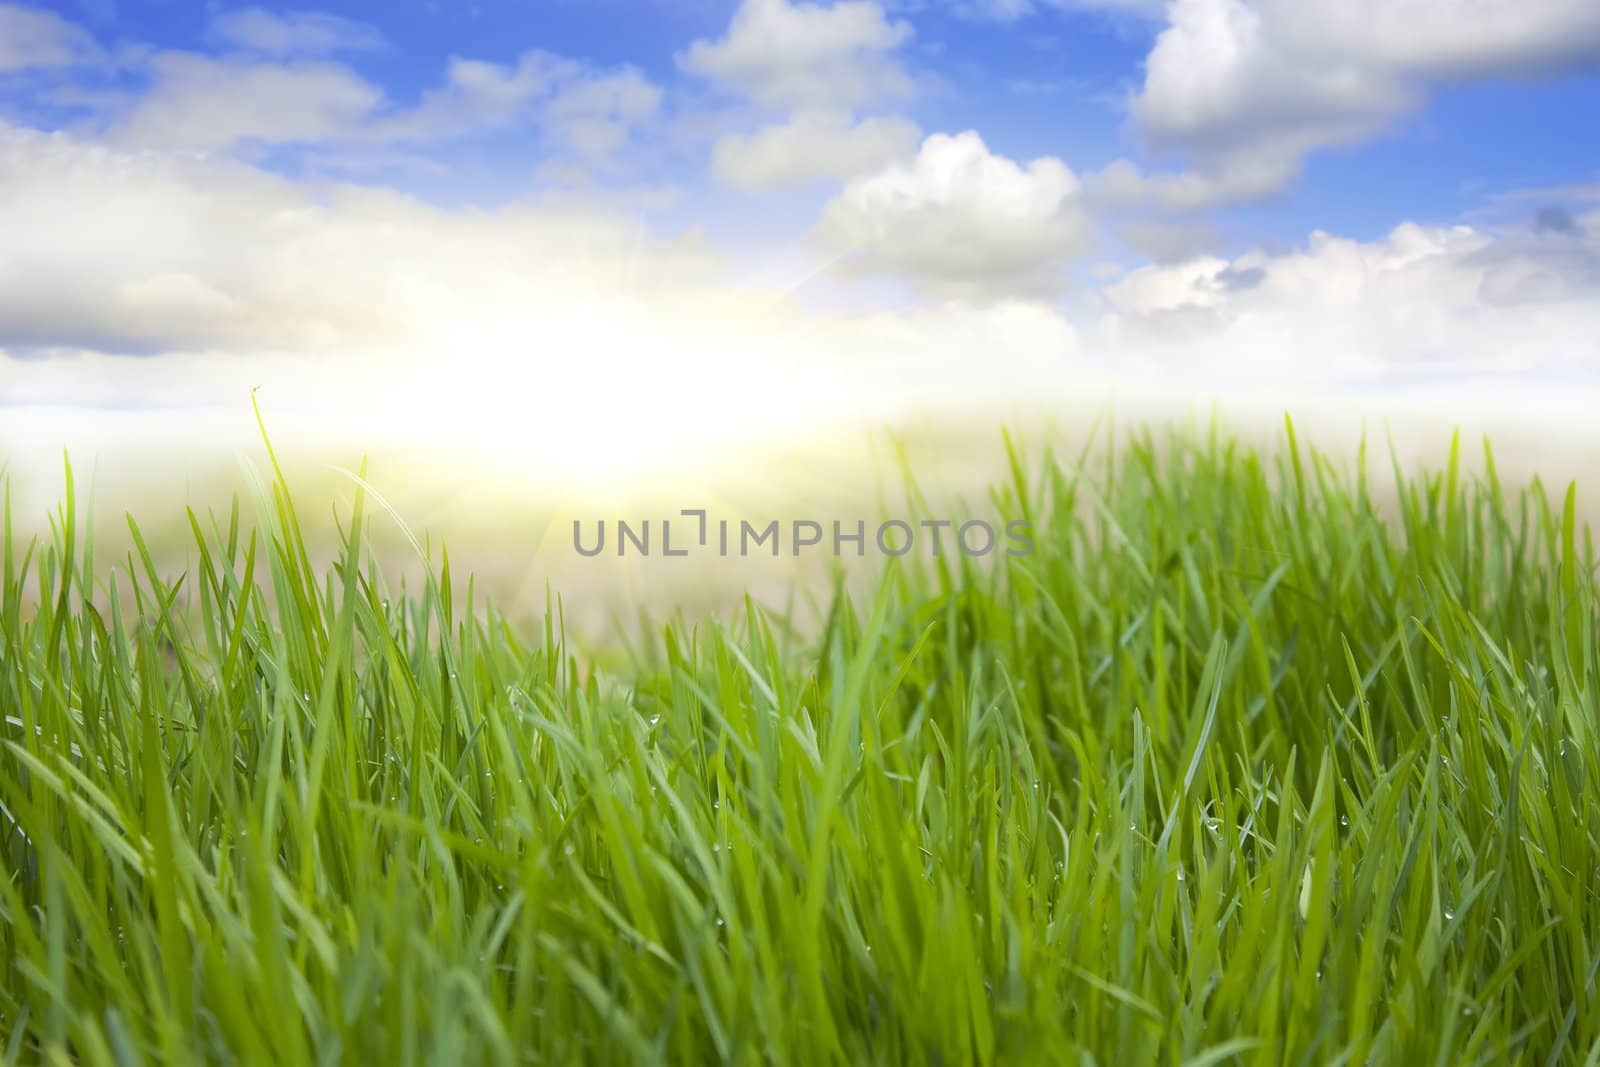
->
xmin=678 ymin=0 xmax=915 ymax=111
xmin=6 ymin=125 xmax=1600 ymax=449
xmin=1097 ymin=213 xmax=1600 ymax=382
xmin=819 ymin=131 xmax=1092 ymax=297
xmin=1120 ymin=0 xmax=1600 ymax=206
xmin=7 ymin=0 xmax=1600 ymax=428
xmin=210 ymin=8 xmax=386 ymax=57
xmin=683 ymin=0 xmax=926 ymax=195
xmin=0 ymin=118 xmax=1087 ymax=385
xmin=1270 ymin=0 xmax=1600 ymax=79
xmin=0 ymin=122 xmax=1091 ymax=466
xmin=0 ymin=121 xmax=722 ymax=357
xmin=0 ymin=3 xmax=102 ymax=72
xmin=1134 ymin=0 xmax=1408 ymax=155
xmin=712 ymin=112 xmax=920 ymax=188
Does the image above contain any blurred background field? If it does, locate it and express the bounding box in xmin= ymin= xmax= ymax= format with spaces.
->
xmin=6 ymin=383 xmax=1600 ymax=641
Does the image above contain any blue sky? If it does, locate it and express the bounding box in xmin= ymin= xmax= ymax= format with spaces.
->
xmin=2 ymin=0 xmax=1599 ymax=432
xmin=23 ymin=0 xmax=1597 ymax=247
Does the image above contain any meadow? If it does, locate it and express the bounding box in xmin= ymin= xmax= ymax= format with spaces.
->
xmin=2 ymin=417 xmax=1598 ymax=1065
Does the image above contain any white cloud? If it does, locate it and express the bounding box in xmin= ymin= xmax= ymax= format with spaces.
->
xmin=1112 ymin=213 xmax=1223 ymax=262
xmin=7 ymin=0 xmax=1600 ymax=435
xmin=543 ymin=68 xmax=663 ymax=161
xmin=92 ymin=44 xmax=660 ymax=159
xmin=210 ymin=8 xmax=386 ymax=57
xmin=0 ymin=120 xmax=1096 ymax=479
xmin=1273 ymin=0 xmax=1600 ymax=79
xmin=1091 ymin=151 xmax=1306 ymax=211
xmin=0 ymin=120 xmax=722 ymax=357
xmin=0 ymin=3 xmax=102 ymax=72
xmin=819 ymin=130 xmax=1092 ymax=297
xmin=363 ymin=53 xmax=662 ymax=158
xmin=712 ymin=112 xmax=921 ymax=188
xmin=1124 ymin=0 xmax=1600 ymax=205
xmin=110 ymin=52 xmax=384 ymax=151
xmin=7 ymin=122 xmax=1600 ymax=478
xmin=375 ymin=51 xmax=570 ymax=144
xmin=682 ymin=0 xmax=925 ymax=196
xmin=1097 ymin=213 xmax=1600 ymax=382
xmin=2 ymin=10 xmax=653 ymax=157
xmin=1133 ymin=0 xmax=1413 ymax=156
xmin=678 ymin=0 xmax=915 ymax=111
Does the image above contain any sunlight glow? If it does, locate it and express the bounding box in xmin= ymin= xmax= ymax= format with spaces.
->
xmin=388 ymin=300 xmax=838 ymax=495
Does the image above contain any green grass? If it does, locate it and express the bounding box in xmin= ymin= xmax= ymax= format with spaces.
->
xmin=3 ymin=417 xmax=1599 ymax=1065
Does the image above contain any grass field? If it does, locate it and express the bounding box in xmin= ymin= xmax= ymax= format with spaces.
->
xmin=3 ymin=419 xmax=1599 ymax=1065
